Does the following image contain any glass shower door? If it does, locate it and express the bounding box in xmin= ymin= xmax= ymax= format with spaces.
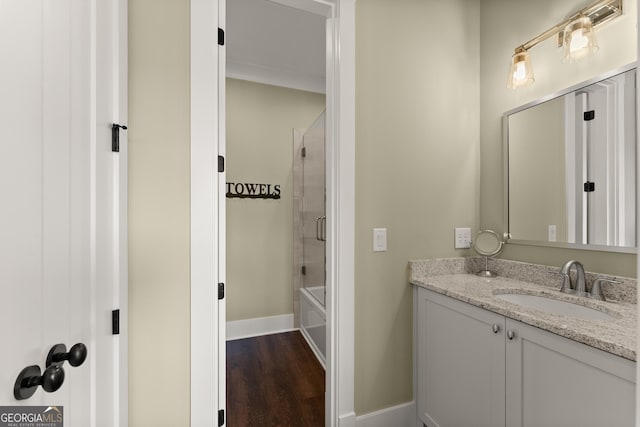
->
xmin=302 ymin=112 xmax=326 ymax=307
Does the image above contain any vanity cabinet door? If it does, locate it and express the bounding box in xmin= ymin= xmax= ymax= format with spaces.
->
xmin=505 ymin=318 xmax=636 ymax=427
xmin=417 ymin=288 xmax=506 ymax=427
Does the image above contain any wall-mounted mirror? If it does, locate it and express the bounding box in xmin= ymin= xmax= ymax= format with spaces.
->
xmin=504 ymin=65 xmax=637 ymax=253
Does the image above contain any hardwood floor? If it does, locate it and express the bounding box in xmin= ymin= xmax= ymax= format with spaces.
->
xmin=226 ymin=331 xmax=325 ymax=426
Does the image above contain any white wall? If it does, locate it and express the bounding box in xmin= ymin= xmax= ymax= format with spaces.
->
xmin=226 ymin=78 xmax=325 ymax=322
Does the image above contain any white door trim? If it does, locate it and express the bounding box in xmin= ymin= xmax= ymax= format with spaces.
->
xmin=325 ymin=1 xmax=357 ymax=425
xmin=115 ymin=0 xmax=129 ymax=424
xmin=190 ymin=0 xmax=222 ymax=424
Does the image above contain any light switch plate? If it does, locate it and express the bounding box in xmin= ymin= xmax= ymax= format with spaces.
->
xmin=548 ymin=225 xmax=557 ymax=242
xmin=373 ymin=228 xmax=387 ymax=252
xmin=454 ymin=227 xmax=472 ymax=249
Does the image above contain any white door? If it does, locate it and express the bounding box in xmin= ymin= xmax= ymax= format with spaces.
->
xmin=0 ymin=1 xmax=127 ymax=426
xmin=190 ymin=0 xmax=226 ymax=424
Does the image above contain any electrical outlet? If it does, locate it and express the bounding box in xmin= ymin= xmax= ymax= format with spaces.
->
xmin=454 ymin=227 xmax=472 ymax=249
xmin=548 ymin=225 xmax=557 ymax=242
xmin=373 ymin=228 xmax=387 ymax=252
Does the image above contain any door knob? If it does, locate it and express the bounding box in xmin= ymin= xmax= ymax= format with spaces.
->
xmin=507 ymin=330 xmax=516 ymax=340
xmin=14 ymin=365 xmax=65 ymax=400
xmin=46 ymin=343 xmax=87 ymax=368
xmin=491 ymin=323 xmax=501 ymax=334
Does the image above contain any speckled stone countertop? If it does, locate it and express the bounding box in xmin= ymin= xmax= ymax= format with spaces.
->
xmin=409 ymin=258 xmax=637 ymax=361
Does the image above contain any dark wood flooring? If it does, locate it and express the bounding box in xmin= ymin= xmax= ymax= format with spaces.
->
xmin=226 ymin=331 xmax=325 ymax=426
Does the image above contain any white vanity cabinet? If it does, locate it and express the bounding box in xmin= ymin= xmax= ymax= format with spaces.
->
xmin=504 ymin=317 xmax=635 ymax=427
xmin=416 ymin=287 xmax=636 ymax=427
xmin=417 ymin=288 xmax=506 ymax=427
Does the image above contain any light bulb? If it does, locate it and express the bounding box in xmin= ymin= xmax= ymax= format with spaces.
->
xmin=563 ymin=16 xmax=598 ymax=62
xmin=507 ymin=50 xmax=534 ymax=89
xmin=569 ymin=28 xmax=589 ymax=53
xmin=513 ymin=61 xmax=526 ymax=82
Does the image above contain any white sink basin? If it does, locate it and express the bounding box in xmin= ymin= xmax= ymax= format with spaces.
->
xmin=495 ymin=293 xmax=616 ymax=321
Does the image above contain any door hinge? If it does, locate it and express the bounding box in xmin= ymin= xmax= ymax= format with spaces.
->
xmin=218 ymin=28 xmax=225 ymax=46
xmin=583 ymin=110 xmax=595 ymax=121
xmin=112 ymin=309 xmax=120 ymax=335
xmin=301 ymin=265 xmax=306 ymax=275
xmin=218 ymin=283 xmax=225 ymax=300
xmin=218 ymin=409 xmax=225 ymax=426
xmin=218 ymin=155 xmax=225 ymax=173
xmin=111 ymin=124 xmax=127 ymax=152
xmin=301 ymin=146 xmax=306 ymax=158
xmin=584 ymin=181 xmax=596 ymax=192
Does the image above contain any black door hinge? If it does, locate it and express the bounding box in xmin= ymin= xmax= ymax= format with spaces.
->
xmin=218 ymin=283 xmax=225 ymax=300
xmin=584 ymin=110 xmax=595 ymax=121
xmin=111 ymin=124 xmax=127 ymax=152
xmin=584 ymin=181 xmax=595 ymax=192
xmin=301 ymin=146 xmax=306 ymax=158
xmin=218 ymin=28 xmax=225 ymax=46
xmin=301 ymin=265 xmax=306 ymax=275
xmin=112 ymin=309 xmax=120 ymax=335
xmin=218 ymin=409 xmax=225 ymax=426
xmin=218 ymin=155 xmax=225 ymax=173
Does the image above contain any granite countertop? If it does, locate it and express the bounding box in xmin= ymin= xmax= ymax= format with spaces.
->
xmin=409 ymin=258 xmax=637 ymax=361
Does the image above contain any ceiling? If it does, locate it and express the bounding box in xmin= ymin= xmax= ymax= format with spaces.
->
xmin=226 ymin=0 xmax=326 ymax=93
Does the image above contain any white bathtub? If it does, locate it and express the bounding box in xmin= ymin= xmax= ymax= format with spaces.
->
xmin=300 ymin=286 xmax=326 ymax=367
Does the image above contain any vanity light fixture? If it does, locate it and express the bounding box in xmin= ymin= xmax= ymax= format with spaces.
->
xmin=507 ymin=0 xmax=622 ymax=89
xmin=507 ymin=48 xmax=535 ymax=89
xmin=562 ymin=15 xmax=599 ymax=62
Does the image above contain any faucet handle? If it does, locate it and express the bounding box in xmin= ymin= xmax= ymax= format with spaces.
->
xmin=548 ymin=270 xmax=572 ymax=293
xmin=588 ymin=278 xmax=622 ymax=301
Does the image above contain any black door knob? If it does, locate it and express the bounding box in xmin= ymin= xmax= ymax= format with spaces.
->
xmin=46 ymin=343 xmax=87 ymax=368
xmin=14 ymin=365 xmax=65 ymax=400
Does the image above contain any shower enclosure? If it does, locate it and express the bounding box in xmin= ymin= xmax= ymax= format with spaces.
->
xmin=293 ymin=111 xmax=326 ymax=366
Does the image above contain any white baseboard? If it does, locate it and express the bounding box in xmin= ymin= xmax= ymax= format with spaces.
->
xmin=355 ymin=401 xmax=418 ymax=427
xmin=339 ymin=412 xmax=357 ymax=427
xmin=226 ymin=314 xmax=295 ymax=340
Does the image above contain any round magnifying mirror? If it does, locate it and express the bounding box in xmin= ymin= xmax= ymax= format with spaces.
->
xmin=471 ymin=230 xmax=504 ymax=277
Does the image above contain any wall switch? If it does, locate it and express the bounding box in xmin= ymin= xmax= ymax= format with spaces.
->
xmin=373 ymin=228 xmax=387 ymax=252
xmin=454 ymin=227 xmax=472 ymax=249
xmin=548 ymin=225 xmax=557 ymax=242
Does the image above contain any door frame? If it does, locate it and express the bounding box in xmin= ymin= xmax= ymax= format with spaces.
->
xmin=114 ymin=0 xmax=129 ymax=424
xmin=190 ymin=0 xmax=356 ymax=425
xmin=190 ymin=0 xmax=225 ymax=424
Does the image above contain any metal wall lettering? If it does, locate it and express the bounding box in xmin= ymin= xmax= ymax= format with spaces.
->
xmin=226 ymin=182 xmax=281 ymax=200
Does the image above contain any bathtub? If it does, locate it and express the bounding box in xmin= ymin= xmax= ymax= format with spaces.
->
xmin=300 ymin=286 xmax=326 ymax=367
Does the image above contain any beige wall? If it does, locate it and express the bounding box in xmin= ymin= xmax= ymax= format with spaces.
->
xmin=480 ymin=0 xmax=637 ymax=276
xmin=226 ymin=78 xmax=325 ymax=321
xmin=355 ymin=0 xmax=480 ymax=414
xmin=129 ymin=0 xmax=191 ymax=425
xmin=509 ymin=96 xmax=567 ymax=242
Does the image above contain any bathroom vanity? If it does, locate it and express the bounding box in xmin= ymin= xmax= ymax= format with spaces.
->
xmin=410 ymin=258 xmax=636 ymax=427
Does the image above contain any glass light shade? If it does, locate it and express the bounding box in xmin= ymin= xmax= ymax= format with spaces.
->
xmin=507 ymin=50 xmax=534 ymax=89
xmin=563 ymin=16 xmax=598 ymax=62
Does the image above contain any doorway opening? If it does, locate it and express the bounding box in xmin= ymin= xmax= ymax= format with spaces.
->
xmin=191 ymin=0 xmax=355 ymax=424
xmin=224 ymin=0 xmax=329 ymax=417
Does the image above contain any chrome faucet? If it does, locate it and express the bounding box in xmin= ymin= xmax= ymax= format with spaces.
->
xmin=559 ymin=260 xmax=587 ymax=296
xmin=556 ymin=260 xmax=622 ymax=301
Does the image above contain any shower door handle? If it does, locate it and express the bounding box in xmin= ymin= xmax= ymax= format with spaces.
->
xmin=315 ymin=216 xmax=322 ymax=241
xmin=320 ymin=216 xmax=326 ymax=242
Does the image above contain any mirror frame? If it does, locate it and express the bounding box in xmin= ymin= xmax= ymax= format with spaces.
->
xmin=502 ymin=62 xmax=637 ymax=254
xmin=472 ymin=229 xmax=504 ymax=257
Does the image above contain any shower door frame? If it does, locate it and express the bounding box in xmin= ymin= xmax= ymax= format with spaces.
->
xmin=190 ymin=0 xmax=356 ymax=426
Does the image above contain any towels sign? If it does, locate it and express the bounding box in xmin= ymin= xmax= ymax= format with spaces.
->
xmin=226 ymin=182 xmax=281 ymax=200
